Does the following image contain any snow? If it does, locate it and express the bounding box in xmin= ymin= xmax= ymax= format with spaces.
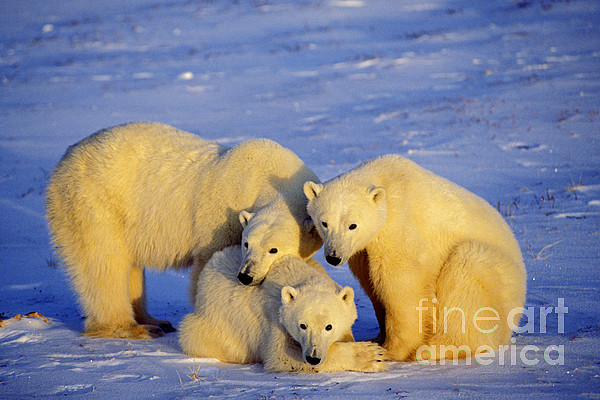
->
xmin=1 ymin=0 xmax=599 ymax=398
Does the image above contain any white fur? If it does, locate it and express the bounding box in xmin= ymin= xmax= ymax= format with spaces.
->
xmin=237 ymin=196 xmax=321 ymax=286
xmin=179 ymin=246 xmax=386 ymax=373
xmin=46 ymin=122 xmax=322 ymax=338
xmin=304 ymin=155 xmax=527 ymax=361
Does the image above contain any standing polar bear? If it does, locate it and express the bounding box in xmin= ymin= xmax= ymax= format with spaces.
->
xmin=304 ymin=155 xmax=526 ymax=362
xmin=179 ymin=246 xmax=386 ymax=373
xmin=46 ymin=122 xmax=322 ymax=339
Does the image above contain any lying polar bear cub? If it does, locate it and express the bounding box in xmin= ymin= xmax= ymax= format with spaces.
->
xmin=179 ymin=245 xmax=386 ymax=373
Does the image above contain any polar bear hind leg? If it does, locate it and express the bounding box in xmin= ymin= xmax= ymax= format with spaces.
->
xmin=179 ymin=313 xmax=219 ymax=359
xmin=77 ymin=258 xmax=161 ymax=339
xmin=179 ymin=312 xmax=256 ymax=364
xmin=68 ymin=223 xmax=163 ymax=339
xmin=420 ymin=241 xmax=522 ymax=361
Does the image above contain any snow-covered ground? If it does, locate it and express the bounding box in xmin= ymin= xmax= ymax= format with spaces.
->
xmin=1 ymin=0 xmax=599 ymax=398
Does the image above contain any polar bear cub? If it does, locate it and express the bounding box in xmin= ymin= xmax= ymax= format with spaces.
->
xmin=237 ymin=196 xmax=318 ymax=286
xmin=46 ymin=122 xmax=322 ymax=339
xmin=179 ymin=246 xmax=386 ymax=373
xmin=304 ymin=155 xmax=526 ymax=362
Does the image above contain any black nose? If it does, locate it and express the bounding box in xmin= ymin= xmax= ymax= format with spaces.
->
xmin=237 ymin=272 xmax=253 ymax=285
xmin=325 ymin=255 xmax=342 ymax=266
xmin=306 ymin=356 xmax=321 ymax=366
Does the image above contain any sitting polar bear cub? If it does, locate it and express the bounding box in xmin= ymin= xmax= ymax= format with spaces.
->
xmin=304 ymin=155 xmax=526 ymax=362
xmin=179 ymin=246 xmax=386 ymax=373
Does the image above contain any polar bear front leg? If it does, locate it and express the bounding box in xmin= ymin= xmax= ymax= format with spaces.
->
xmin=130 ymin=265 xmax=175 ymax=334
xmin=190 ymin=246 xmax=222 ymax=303
xmin=263 ymin=340 xmax=386 ymax=373
xmin=383 ymin=307 xmax=422 ymax=361
xmin=378 ymin=267 xmax=432 ymax=361
xmin=263 ymin=328 xmax=385 ymax=373
xmin=317 ymin=342 xmax=387 ymax=373
xmin=349 ymin=250 xmax=386 ymax=343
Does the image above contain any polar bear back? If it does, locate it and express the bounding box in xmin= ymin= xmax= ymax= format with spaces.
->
xmin=212 ymin=138 xmax=319 ymax=210
xmin=47 ymin=122 xmax=318 ymax=272
xmin=47 ymin=122 xmax=227 ymax=269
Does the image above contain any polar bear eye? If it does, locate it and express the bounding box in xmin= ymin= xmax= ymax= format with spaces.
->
xmin=348 ymin=223 xmax=357 ymax=230
xmin=269 ymin=248 xmax=278 ymax=254
xmin=300 ymin=324 xmax=307 ymax=330
xmin=244 ymin=242 xmax=248 ymax=249
xmin=325 ymin=324 xmax=333 ymax=331
xmin=321 ymin=222 xmax=328 ymax=228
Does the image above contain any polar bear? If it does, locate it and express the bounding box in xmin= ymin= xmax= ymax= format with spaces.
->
xmin=179 ymin=246 xmax=386 ymax=373
xmin=303 ymin=155 xmax=526 ymax=362
xmin=236 ymin=196 xmax=318 ymax=286
xmin=46 ymin=122 xmax=322 ymax=339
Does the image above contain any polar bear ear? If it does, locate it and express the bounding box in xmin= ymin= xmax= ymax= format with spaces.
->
xmin=239 ymin=210 xmax=254 ymax=228
xmin=338 ymin=286 xmax=355 ymax=304
xmin=281 ymin=286 xmax=299 ymax=304
xmin=303 ymin=181 xmax=323 ymax=201
xmin=302 ymin=216 xmax=315 ymax=231
xmin=368 ymin=186 xmax=386 ymax=204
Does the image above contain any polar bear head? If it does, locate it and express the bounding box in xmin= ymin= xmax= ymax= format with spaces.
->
xmin=303 ymin=180 xmax=387 ymax=266
xmin=237 ymin=205 xmax=322 ymax=286
xmin=279 ymin=284 xmax=356 ymax=367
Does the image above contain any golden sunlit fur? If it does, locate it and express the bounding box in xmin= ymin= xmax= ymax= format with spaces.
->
xmin=46 ymin=122 xmax=321 ymax=338
xmin=180 ymin=246 xmax=385 ymax=373
xmin=304 ymin=155 xmax=526 ymax=361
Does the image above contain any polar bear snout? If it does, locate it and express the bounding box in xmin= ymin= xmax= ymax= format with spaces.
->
xmin=304 ymin=347 xmax=324 ymax=366
xmin=325 ymin=253 xmax=342 ymax=266
xmin=324 ymin=242 xmax=348 ymax=266
xmin=237 ymin=259 xmax=266 ymax=286
xmin=237 ymin=261 xmax=257 ymax=286
xmin=237 ymin=272 xmax=254 ymax=286
xmin=305 ymin=355 xmax=321 ymax=366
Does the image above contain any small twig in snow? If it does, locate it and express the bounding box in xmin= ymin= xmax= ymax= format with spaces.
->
xmin=533 ymin=240 xmax=562 ymax=260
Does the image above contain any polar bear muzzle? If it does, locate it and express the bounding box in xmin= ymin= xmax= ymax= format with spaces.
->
xmin=237 ymin=272 xmax=254 ymax=286
xmin=305 ymin=354 xmax=322 ymax=366
xmin=325 ymin=254 xmax=342 ymax=266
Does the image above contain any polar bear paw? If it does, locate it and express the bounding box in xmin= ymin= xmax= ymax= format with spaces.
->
xmin=350 ymin=341 xmax=387 ymax=372
xmin=84 ymin=322 xmax=166 ymax=339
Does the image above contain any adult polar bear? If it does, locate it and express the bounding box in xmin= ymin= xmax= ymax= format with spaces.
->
xmin=304 ymin=155 xmax=526 ymax=362
xmin=180 ymin=246 xmax=386 ymax=373
xmin=46 ymin=122 xmax=322 ymax=339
